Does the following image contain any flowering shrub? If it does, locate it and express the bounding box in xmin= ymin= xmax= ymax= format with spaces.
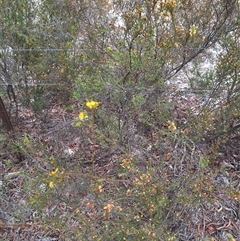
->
xmin=1 ymin=1 xmax=239 ymax=240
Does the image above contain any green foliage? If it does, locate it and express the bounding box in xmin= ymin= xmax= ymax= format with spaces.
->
xmin=199 ymin=156 xmax=209 ymax=168
xmin=74 ymin=75 xmax=104 ymax=100
xmin=30 ymin=87 xmax=49 ymax=111
xmin=189 ymin=68 xmax=216 ymax=91
xmin=189 ymin=28 xmax=240 ymax=141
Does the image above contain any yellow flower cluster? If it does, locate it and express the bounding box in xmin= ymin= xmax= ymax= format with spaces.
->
xmin=104 ymin=203 xmax=114 ymax=212
xmin=189 ymin=24 xmax=198 ymax=37
xmin=120 ymin=158 xmax=132 ymax=170
xmin=98 ymin=185 xmax=103 ymax=193
xmin=126 ymin=189 xmax=132 ymax=196
xmin=49 ymin=167 xmax=59 ymax=176
xmin=49 ymin=181 xmax=55 ymax=188
xmin=134 ymin=172 xmax=151 ymax=186
xmin=86 ymin=100 xmax=100 ymax=110
xmin=79 ymin=111 xmax=88 ymax=120
xmin=167 ymin=120 xmax=177 ymax=131
xmin=165 ymin=0 xmax=177 ymax=12
xmin=75 ymin=100 xmax=99 ymax=127
xmin=48 ymin=167 xmax=59 ymax=188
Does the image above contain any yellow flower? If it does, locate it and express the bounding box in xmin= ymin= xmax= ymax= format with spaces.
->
xmin=149 ymin=204 xmax=155 ymax=212
xmin=165 ymin=0 xmax=176 ymax=12
xmin=49 ymin=167 xmax=59 ymax=176
xmin=49 ymin=181 xmax=55 ymax=188
xmin=86 ymin=100 xmax=99 ymax=110
xmin=78 ymin=111 xmax=88 ymax=120
xmin=167 ymin=120 xmax=177 ymax=131
xmin=106 ymin=46 xmax=113 ymax=52
xmin=98 ymin=185 xmax=103 ymax=193
xmin=104 ymin=203 xmax=114 ymax=212
xmin=162 ymin=10 xmax=171 ymax=18
xmin=181 ymin=128 xmax=188 ymax=135
xmin=126 ymin=189 xmax=132 ymax=196
xmin=148 ymin=231 xmax=156 ymax=237
xmin=189 ymin=24 xmax=198 ymax=37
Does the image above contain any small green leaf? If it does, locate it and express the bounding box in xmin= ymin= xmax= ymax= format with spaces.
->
xmin=4 ymin=159 xmax=12 ymax=166
xmin=97 ymin=178 xmax=105 ymax=183
xmin=23 ymin=133 xmax=30 ymax=147
xmin=199 ymin=157 xmax=209 ymax=168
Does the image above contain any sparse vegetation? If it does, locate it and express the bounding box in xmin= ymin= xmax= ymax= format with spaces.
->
xmin=0 ymin=0 xmax=239 ymax=240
